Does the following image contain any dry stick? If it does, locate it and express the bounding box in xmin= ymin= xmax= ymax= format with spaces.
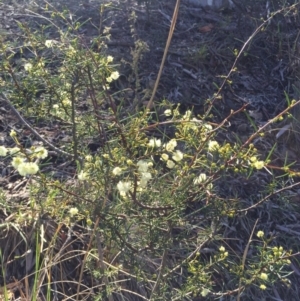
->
xmin=0 ymin=93 xmax=78 ymax=160
xmin=146 ymin=0 xmax=181 ymax=110
xmin=149 ymin=223 xmax=172 ymax=300
xmin=150 ymin=247 xmax=168 ymax=300
xmin=237 ymin=181 xmax=300 ymax=213
xmin=95 ymin=218 xmax=114 ymax=301
xmin=163 ymin=237 xmax=211 ymax=278
xmin=237 ymin=219 xmax=258 ymax=301
xmin=76 ymin=217 xmax=106 ymax=301
xmin=218 ymin=100 xmax=300 ymax=172
xmin=205 ymin=3 xmax=299 ymax=117
xmin=240 ymin=99 xmax=300 ymax=148
xmin=76 ymin=245 xmax=93 ymax=300
xmin=86 ymin=66 xmax=105 ymax=139
xmin=204 ymin=24 xmax=267 ymax=117
xmin=70 ymin=77 xmax=80 ymax=163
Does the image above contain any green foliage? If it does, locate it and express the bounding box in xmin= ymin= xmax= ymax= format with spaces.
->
xmin=0 ymin=2 xmax=299 ymax=301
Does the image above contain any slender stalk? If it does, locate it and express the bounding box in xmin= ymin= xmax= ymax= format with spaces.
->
xmin=146 ymin=0 xmax=181 ymax=110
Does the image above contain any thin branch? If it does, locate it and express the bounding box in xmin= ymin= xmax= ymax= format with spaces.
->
xmin=1 ymin=92 xmax=79 ymax=160
xmin=237 ymin=181 xmax=300 ymax=213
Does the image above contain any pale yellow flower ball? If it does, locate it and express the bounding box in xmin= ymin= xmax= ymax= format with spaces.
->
xmin=78 ymin=171 xmax=88 ymax=181
xmin=17 ymin=162 xmax=39 ymax=176
xmin=257 ymin=230 xmax=264 ymax=238
xmin=45 ymin=40 xmax=55 ymax=48
xmin=110 ymin=71 xmax=120 ymax=80
xmin=137 ymin=160 xmax=149 ymax=172
xmin=117 ymin=181 xmax=131 ymax=194
xmin=12 ymin=157 xmax=25 ymax=169
xmin=260 ymin=273 xmax=268 ymax=281
xmin=112 ymin=167 xmax=122 ymax=176
xmin=34 ymin=146 xmax=48 ymax=159
xmin=0 ymin=146 xmax=8 ymax=156
xmin=161 ymin=153 xmax=169 ymax=161
xmin=148 ymin=138 xmax=161 ymax=148
xmin=166 ymin=160 xmax=175 ymax=169
xmin=24 ymin=63 xmax=33 ymax=71
xmin=208 ymin=140 xmax=220 ymax=151
xmin=69 ymin=207 xmax=79 ymax=217
xmin=219 ymin=246 xmax=225 ymax=252
xmin=253 ymin=161 xmax=264 ymax=170
xmin=140 ymin=172 xmax=152 ymax=181
xmin=194 ymin=173 xmax=207 ymax=185
xmin=172 ymin=150 xmax=183 ymax=162
xmin=165 ymin=139 xmax=177 ymax=152
xmin=259 ymin=284 xmax=267 ymax=290
xmin=107 ymin=55 xmax=114 ymax=63
xmin=164 ymin=109 xmax=172 ymax=116
xmin=201 ymin=288 xmax=210 ymax=297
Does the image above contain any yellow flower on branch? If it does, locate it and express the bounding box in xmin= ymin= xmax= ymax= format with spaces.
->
xmin=253 ymin=161 xmax=264 ymax=170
